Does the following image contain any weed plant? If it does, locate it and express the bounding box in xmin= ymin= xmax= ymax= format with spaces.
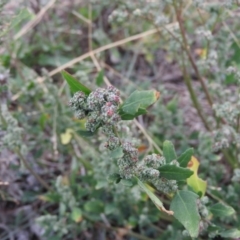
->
xmin=1 ymin=0 xmax=240 ymax=240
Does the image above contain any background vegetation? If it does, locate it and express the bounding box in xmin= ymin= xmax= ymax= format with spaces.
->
xmin=1 ymin=0 xmax=240 ymax=239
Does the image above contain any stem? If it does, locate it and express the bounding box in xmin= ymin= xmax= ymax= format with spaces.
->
xmin=236 ymin=114 xmax=240 ymax=133
xmin=15 ymin=149 xmax=52 ymax=191
xmin=88 ymin=2 xmax=92 ymax=52
xmin=181 ymin=52 xmax=211 ymax=131
xmin=173 ymin=2 xmax=213 ymax=107
xmin=113 ymin=126 xmax=121 ymax=142
xmin=134 ymin=119 xmax=163 ymax=154
xmin=52 ymin=106 xmax=58 ymax=159
xmin=181 ymin=55 xmax=233 ymax=173
xmin=207 ymin=190 xmax=230 ymax=206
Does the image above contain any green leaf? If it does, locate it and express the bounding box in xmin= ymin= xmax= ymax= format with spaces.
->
xmin=166 ymin=96 xmax=178 ymax=113
xmin=137 ymin=178 xmax=174 ymax=215
xmin=178 ymin=148 xmax=194 ymax=167
xmin=105 ymin=204 xmax=116 ymax=215
xmin=0 ymin=9 xmax=33 ymax=38
xmin=121 ymin=90 xmax=160 ymax=115
xmin=108 ymin=173 xmax=121 ymax=183
xmin=187 ymin=156 xmax=207 ymax=197
xmin=62 ymin=70 xmax=91 ymax=94
xmin=163 ymin=140 xmax=177 ymax=163
xmin=158 ymin=164 xmax=193 ymax=181
xmin=170 ymin=190 xmax=200 ymax=238
xmin=225 ymin=43 xmax=240 ymax=84
xmin=96 ymin=70 xmax=104 ymax=86
xmin=109 ymin=147 xmax=124 ymax=159
xmin=209 ymin=203 xmax=235 ymax=217
xmin=219 ymin=228 xmax=240 ymax=238
xmin=78 ymin=158 xmax=92 ymax=170
xmin=120 ymin=179 xmax=134 ymax=187
xmin=39 ymin=192 xmax=61 ymax=203
xmin=118 ymin=107 xmax=147 ymax=120
xmin=84 ymin=200 xmax=104 ymax=214
xmin=71 ymin=208 xmax=83 ymax=223
xmin=95 ymin=180 xmax=108 ymax=189
xmin=9 ymin=9 xmax=33 ymax=29
xmin=77 ymin=130 xmax=96 ymax=137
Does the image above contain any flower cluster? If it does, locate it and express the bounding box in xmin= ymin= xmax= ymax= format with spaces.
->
xmin=70 ymin=86 xmax=178 ymax=195
xmin=198 ymin=197 xmax=211 ymax=237
xmin=212 ymin=124 xmax=240 ymax=151
xmin=117 ymin=141 xmax=139 ymax=179
xmin=137 ymin=154 xmax=177 ymax=194
xmin=108 ymin=7 xmax=128 ymax=23
xmin=198 ymin=196 xmax=209 ymax=218
xmin=154 ymin=177 xmax=178 ymax=194
xmin=232 ymin=169 xmax=240 ymax=182
xmin=144 ymin=153 xmax=166 ymax=168
xmin=213 ymin=101 xmax=240 ymax=125
xmin=0 ymin=97 xmax=27 ymax=155
xmin=196 ymin=27 xmax=213 ymax=41
xmin=69 ymin=86 xmax=121 ymax=132
xmin=69 ymin=91 xmax=88 ymax=119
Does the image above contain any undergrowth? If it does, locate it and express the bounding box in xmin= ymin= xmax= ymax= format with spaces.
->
xmin=1 ymin=0 xmax=240 ymax=239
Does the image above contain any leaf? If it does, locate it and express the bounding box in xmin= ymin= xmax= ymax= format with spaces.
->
xmin=96 ymin=70 xmax=104 ymax=86
xmin=120 ymin=179 xmax=134 ymax=187
xmin=209 ymin=203 xmax=235 ymax=217
xmin=187 ymin=156 xmax=207 ymax=197
xmin=121 ymin=90 xmax=160 ymax=115
xmin=95 ymin=180 xmax=108 ymax=189
xmin=163 ymin=140 xmax=177 ymax=163
xmin=77 ymin=130 xmax=96 ymax=137
xmin=225 ymin=43 xmax=240 ymax=84
xmin=62 ymin=70 xmax=91 ymax=94
xmin=108 ymin=173 xmax=121 ymax=183
xmin=219 ymin=228 xmax=240 ymax=238
xmin=105 ymin=204 xmax=115 ymax=215
xmin=71 ymin=208 xmax=83 ymax=223
xmin=109 ymin=147 xmax=124 ymax=159
xmin=137 ymin=178 xmax=174 ymax=215
xmin=38 ymin=192 xmax=61 ymax=203
xmin=9 ymin=8 xmax=33 ymax=29
xmin=60 ymin=128 xmax=74 ymax=145
xmin=170 ymin=190 xmax=200 ymax=238
xmin=158 ymin=164 xmax=193 ymax=181
xmin=0 ymin=9 xmax=33 ymax=38
xmin=118 ymin=107 xmax=147 ymax=120
xmin=166 ymin=96 xmax=178 ymax=113
xmin=78 ymin=158 xmax=92 ymax=170
xmin=178 ymin=148 xmax=194 ymax=167
xmin=84 ymin=200 xmax=104 ymax=214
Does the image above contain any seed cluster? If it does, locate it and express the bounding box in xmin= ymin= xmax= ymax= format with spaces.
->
xmin=69 ymin=86 xmax=121 ymax=132
xmin=69 ymin=86 xmax=178 ymax=194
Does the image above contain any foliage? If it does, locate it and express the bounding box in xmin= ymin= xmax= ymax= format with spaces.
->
xmin=1 ymin=0 xmax=240 ymax=240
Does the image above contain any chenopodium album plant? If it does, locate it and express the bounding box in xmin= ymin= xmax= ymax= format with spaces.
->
xmin=63 ymin=71 xmax=238 ymax=238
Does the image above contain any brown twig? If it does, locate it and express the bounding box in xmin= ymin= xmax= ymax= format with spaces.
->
xmin=173 ymin=2 xmax=213 ymax=107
